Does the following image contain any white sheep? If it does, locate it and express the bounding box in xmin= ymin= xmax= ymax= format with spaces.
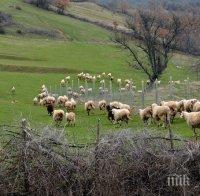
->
xmin=161 ymin=101 xmax=178 ymax=122
xmin=193 ymin=101 xmax=200 ymax=112
xmin=87 ymin=88 xmax=93 ymax=93
xmin=180 ymin=111 xmax=200 ymax=137
xmin=152 ymin=103 xmax=170 ymax=128
xmin=65 ymin=98 xmax=76 ymax=111
xmin=65 ymin=76 xmax=70 ymax=81
xmin=139 ymin=106 xmax=152 ymax=124
xmin=183 ymin=99 xmax=198 ymax=112
xmin=60 ymin=79 xmax=66 ymax=87
xmin=11 ymin=86 xmax=15 ymax=94
xmin=33 ymin=97 xmax=38 ymax=105
xmin=38 ymin=92 xmax=48 ymax=100
xmin=85 ymin=100 xmax=95 ymax=115
xmin=98 ymin=100 xmax=107 ymax=110
xmin=112 ymin=108 xmax=131 ymax=124
xmin=65 ymin=112 xmax=76 ymax=126
xmin=53 ymin=110 xmax=65 ymax=124
xmin=57 ymin=95 xmax=68 ymax=106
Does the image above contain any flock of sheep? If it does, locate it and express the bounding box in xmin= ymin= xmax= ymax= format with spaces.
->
xmin=32 ymin=72 xmax=200 ymax=138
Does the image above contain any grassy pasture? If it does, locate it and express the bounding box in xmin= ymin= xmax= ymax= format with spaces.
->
xmin=0 ymin=0 xmax=199 ymax=143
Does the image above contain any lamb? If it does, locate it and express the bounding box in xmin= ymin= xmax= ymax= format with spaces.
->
xmin=65 ymin=112 xmax=76 ymax=126
xmin=106 ymin=105 xmax=131 ymax=124
xmin=183 ymin=99 xmax=198 ymax=112
xmin=151 ymin=103 xmax=170 ymax=128
xmin=180 ymin=111 xmax=200 ymax=137
xmin=193 ymin=101 xmax=200 ymax=112
xmin=98 ymin=100 xmax=107 ymax=110
xmin=85 ymin=100 xmax=95 ymax=115
xmin=53 ymin=110 xmax=65 ymax=124
xmin=139 ymin=106 xmax=152 ymax=124
xmin=160 ymin=101 xmax=178 ymax=123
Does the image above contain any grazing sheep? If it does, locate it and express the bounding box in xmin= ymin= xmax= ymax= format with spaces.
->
xmin=70 ymin=98 xmax=76 ymax=110
xmin=85 ymin=100 xmax=95 ymax=115
xmin=161 ymin=101 xmax=178 ymax=123
xmin=38 ymin=92 xmax=48 ymax=100
xmin=110 ymin=101 xmax=121 ymax=109
xmin=57 ymin=95 xmax=68 ymax=106
xmin=53 ymin=110 xmax=65 ymax=124
xmin=98 ymin=100 xmax=107 ymax=110
xmin=33 ymin=97 xmax=38 ymax=105
xmin=11 ymin=86 xmax=15 ymax=95
xmin=87 ymin=88 xmax=93 ymax=93
xmin=65 ymin=112 xmax=75 ymax=126
xmin=176 ymin=100 xmax=185 ymax=113
xmin=193 ymin=101 xmax=200 ymax=112
xmin=60 ymin=79 xmax=66 ymax=87
xmin=152 ymin=103 xmax=170 ymax=128
xmin=110 ymin=101 xmax=131 ymax=111
xmin=106 ymin=105 xmax=131 ymax=124
xmin=65 ymin=76 xmax=70 ymax=81
xmin=139 ymin=106 xmax=152 ymax=124
xmin=183 ymin=99 xmax=198 ymax=112
xmin=117 ymin=78 xmax=122 ymax=84
xmin=80 ymin=88 xmax=86 ymax=95
xmin=181 ymin=111 xmax=200 ymax=137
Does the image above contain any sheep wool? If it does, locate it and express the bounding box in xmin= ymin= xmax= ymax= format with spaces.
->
xmin=98 ymin=100 xmax=107 ymax=110
xmin=112 ymin=108 xmax=131 ymax=124
xmin=65 ymin=112 xmax=76 ymax=126
xmin=53 ymin=110 xmax=65 ymax=124
xmin=152 ymin=103 xmax=170 ymax=127
xmin=193 ymin=101 xmax=200 ymax=112
xmin=181 ymin=111 xmax=200 ymax=135
xmin=139 ymin=106 xmax=152 ymax=124
xmin=85 ymin=100 xmax=95 ymax=115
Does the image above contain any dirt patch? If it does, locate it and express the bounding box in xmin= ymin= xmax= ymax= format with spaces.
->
xmin=0 ymin=54 xmax=45 ymax=61
xmin=0 ymin=63 xmax=92 ymax=74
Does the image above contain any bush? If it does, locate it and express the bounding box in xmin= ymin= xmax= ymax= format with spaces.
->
xmin=0 ymin=122 xmax=200 ymax=195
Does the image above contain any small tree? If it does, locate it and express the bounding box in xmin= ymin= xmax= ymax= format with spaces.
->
xmin=55 ymin=0 xmax=70 ymax=14
xmin=114 ymin=9 xmax=182 ymax=84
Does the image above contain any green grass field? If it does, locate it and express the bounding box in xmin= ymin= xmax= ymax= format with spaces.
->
xmin=0 ymin=0 xmax=199 ymax=143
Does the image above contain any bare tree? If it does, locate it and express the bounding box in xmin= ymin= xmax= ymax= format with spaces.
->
xmin=114 ymin=9 xmax=182 ymax=84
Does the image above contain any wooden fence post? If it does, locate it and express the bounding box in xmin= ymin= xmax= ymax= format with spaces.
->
xmin=169 ymin=76 xmax=173 ymax=99
xmin=141 ymin=80 xmax=145 ymax=108
xmin=186 ymin=77 xmax=190 ymax=99
xmin=155 ymin=79 xmax=158 ymax=104
xmin=21 ymin=119 xmax=30 ymax=194
xmin=168 ymin=126 xmax=174 ymax=151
